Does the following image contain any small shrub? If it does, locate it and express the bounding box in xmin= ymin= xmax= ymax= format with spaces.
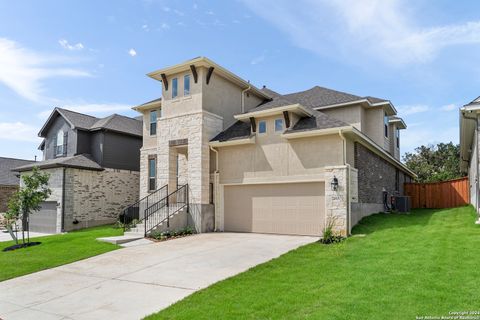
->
xmin=320 ymin=215 xmax=345 ymax=244
xmin=149 ymin=227 xmax=195 ymax=241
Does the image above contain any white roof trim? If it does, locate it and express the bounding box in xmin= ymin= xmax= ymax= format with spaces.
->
xmin=314 ymin=99 xmax=397 ymax=116
xmin=389 ymin=118 xmax=407 ymax=129
xmin=234 ymin=103 xmax=312 ymax=121
xmin=210 ymin=136 xmax=256 ymax=147
xmin=282 ymin=126 xmax=353 ymax=139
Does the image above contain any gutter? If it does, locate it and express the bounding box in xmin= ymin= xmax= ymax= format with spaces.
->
xmin=210 ymin=146 xmax=219 ymax=231
xmin=338 ymin=129 xmax=351 ymax=236
xmin=241 ymin=86 xmax=251 ymax=113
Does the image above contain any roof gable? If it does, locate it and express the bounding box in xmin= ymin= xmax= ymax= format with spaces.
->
xmin=0 ymin=157 xmax=35 ymax=185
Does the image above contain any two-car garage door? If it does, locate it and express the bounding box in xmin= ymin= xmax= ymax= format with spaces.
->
xmin=224 ymin=182 xmax=325 ymax=236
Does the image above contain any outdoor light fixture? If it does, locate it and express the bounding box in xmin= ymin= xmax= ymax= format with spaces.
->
xmin=331 ymin=176 xmax=339 ymax=191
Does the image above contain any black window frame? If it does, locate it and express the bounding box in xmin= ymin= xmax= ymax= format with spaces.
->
xmin=384 ymin=112 xmax=389 ymax=138
xmin=396 ymin=128 xmax=400 ymax=148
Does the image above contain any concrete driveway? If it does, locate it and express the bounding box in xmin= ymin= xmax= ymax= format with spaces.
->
xmin=0 ymin=232 xmax=316 ymax=320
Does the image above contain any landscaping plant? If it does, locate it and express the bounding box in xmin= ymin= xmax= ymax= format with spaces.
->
xmin=4 ymin=167 xmax=51 ymax=250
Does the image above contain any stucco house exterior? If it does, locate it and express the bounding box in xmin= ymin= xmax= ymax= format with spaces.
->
xmin=131 ymin=57 xmax=414 ymax=237
xmin=13 ymin=108 xmax=142 ymax=233
xmin=460 ymin=96 xmax=480 ymax=223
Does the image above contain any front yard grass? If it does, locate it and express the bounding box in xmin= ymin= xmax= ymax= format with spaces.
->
xmin=146 ymin=206 xmax=480 ymax=319
xmin=0 ymin=225 xmax=122 ymax=281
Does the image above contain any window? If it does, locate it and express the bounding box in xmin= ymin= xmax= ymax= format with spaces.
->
xmin=184 ymin=74 xmax=190 ymax=96
xmin=172 ymin=77 xmax=178 ymax=98
xmin=396 ymin=128 xmax=400 ymax=148
xmin=274 ymin=118 xmax=284 ymax=133
xmin=148 ymin=156 xmax=157 ymax=191
xmin=384 ymin=112 xmax=389 ymax=138
xmin=258 ymin=120 xmax=267 ymax=134
xmin=149 ymin=110 xmax=157 ymax=136
xmin=55 ymin=130 xmax=65 ymax=156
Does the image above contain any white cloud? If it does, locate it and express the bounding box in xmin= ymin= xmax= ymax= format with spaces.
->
xmin=441 ymin=103 xmax=457 ymax=111
xmin=128 ymin=48 xmax=137 ymax=57
xmin=251 ymin=53 xmax=266 ymax=65
xmin=161 ymin=22 xmax=170 ymax=29
xmin=38 ymin=103 xmax=133 ymax=119
xmin=205 ymin=10 xmax=214 ymax=15
xmin=0 ymin=38 xmax=91 ymax=103
xmin=163 ymin=6 xmax=170 ymax=12
xmin=193 ymin=3 xmax=198 ymax=10
xmin=241 ymin=0 xmax=480 ymax=65
xmin=401 ymin=125 xmax=458 ymax=155
xmin=142 ymin=24 xmax=150 ymax=32
xmin=397 ymin=104 xmax=430 ymax=116
xmin=58 ymin=39 xmax=84 ymax=51
xmin=0 ymin=122 xmax=40 ymax=142
xmin=173 ymin=9 xmax=184 ymax=16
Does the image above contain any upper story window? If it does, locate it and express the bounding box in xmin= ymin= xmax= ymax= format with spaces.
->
xmin=384 ymin=112 xmax=389 ymax=138
xmin=184 ymin=74 xmax=190 ymax=96
xmin=258 ymin=120 xmax=267 ymax=134
xmin=396 ymin=128 xmax=400 ymax=148
xmin=150 ymin=110 xmax=157 ymax=136
xmin=274 ymin=118 xmax=284 ymax=133
xmin=55 ymin=129 xmax=66 ymax=157
xmin=172 ymin=77 xmax=178 ymax=98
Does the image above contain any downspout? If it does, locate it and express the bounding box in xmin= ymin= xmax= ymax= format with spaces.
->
xmin=210 ymin=146 xmax=219 ymax=231
xmin=241 ymin=86 xmax=251 ymax=113
xmin=61 ymin=167 xmax=66 ymax=233
xmin=338 ymin=130 xmax=351 ymax=236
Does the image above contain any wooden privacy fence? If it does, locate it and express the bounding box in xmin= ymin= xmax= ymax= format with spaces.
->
xmin=404 ymin=177 xmax=469 ymax=209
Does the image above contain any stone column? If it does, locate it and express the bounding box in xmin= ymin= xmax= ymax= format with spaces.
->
xmin=324 ymin=166 xmax=349 ymax=236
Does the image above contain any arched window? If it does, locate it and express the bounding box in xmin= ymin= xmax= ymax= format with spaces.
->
xmin=56 ymin=130 xmax=64 ymax=156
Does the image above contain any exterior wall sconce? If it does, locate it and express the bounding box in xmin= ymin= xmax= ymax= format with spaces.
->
xmin=331 ymin=176 xmax=339 ymax=191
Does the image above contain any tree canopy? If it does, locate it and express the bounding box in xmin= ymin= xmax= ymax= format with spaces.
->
xmin=403 ymin=142 xmax=463 ymax=183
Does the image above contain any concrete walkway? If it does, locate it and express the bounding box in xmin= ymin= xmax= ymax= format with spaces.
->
xmin=0 ymin=232 xmax=317 ymax=320
xmin=0 ymin=230 xmax=52 ymax=242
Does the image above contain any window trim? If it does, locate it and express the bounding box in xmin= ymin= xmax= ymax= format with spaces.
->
xmin=148 ymin=155 xmax=157 ymax=192
xmin=172 ymin=77 xmax=178 ymax=99
xmin=274 ymin=118 xmax=284 ymax=134
xmin=258 ymin=120 xmax=267 ymax=135
xmin=184 ymin=74 xmax=190 ymax=96
xmin=55 ymin=129 xmax=65 ymax=157
xmin=149 ymin=110 xmax=157 ymax=136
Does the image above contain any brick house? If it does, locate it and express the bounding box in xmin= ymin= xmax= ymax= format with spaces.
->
xmin=128 ymin=57 xmax=415 ymax=237
xmin=13 ymin=108 xmax=142 ymax=233
xmin=0 ymin=157 xmax=35 ymax=222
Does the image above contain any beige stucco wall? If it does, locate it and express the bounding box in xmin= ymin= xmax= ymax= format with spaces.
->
xmin=202 ymin=71 xmax=263 ymax=128
xmin=322 ymin=105 xmax=363 ymax=131
xmin=364 ymin=107 xmax=387 ymax=149
xmin=217 ymin=116 xmax=345 ymax=185
xmin=141 ymin=106 xmax=160 ymax=150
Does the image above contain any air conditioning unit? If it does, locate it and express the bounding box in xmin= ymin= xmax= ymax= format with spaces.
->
xmin=392 ymin=196 xmax=411 ymax=213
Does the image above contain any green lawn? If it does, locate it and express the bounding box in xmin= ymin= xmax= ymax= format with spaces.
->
xmin=146 ymin=206 xmax=480 ymax=320
xmin=0 ymin=225 xmax=123 ymax=281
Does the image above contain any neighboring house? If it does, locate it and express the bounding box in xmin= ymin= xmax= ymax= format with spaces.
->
xmin=13 ymin=108 xmax=142 ymax=233
xmin=0 ymin=157 xmax=35 ymax=214
xmin=460 ymin=97 xmax=480 ymax=223
xmin=132 ymin=57 xmax=415 ymax=237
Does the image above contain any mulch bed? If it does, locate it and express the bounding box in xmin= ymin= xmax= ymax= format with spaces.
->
xmin=2 ymin=241 xmax=42 ymax=252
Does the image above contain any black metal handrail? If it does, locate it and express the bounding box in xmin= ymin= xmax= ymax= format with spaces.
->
xmin=120 ymin=184 xmax=168 ymax=231
xmin=144 ymin=184 xmax=189 ymax=236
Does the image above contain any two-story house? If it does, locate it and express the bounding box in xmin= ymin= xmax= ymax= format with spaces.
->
xmin=13 ymin=108 xmax=142 ymax=233
xmin=131 ymin=57 xmax=415 ymax=237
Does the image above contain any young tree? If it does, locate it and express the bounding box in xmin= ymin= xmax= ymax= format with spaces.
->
xmin=4 ymin=167 xmax=51 ymax=245
xmin=403 ymin=142 xmax=463 ymax=183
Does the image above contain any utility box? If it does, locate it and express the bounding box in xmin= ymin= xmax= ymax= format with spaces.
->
xmin=393 ymin=196 xmax=411 ymax=213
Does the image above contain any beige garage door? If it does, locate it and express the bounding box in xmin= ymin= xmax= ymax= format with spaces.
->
xmin=224 ymin=182 xmax=325 ymax=236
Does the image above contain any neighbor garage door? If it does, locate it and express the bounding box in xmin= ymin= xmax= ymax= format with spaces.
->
xmin=224 ymin=182 xmax=325 ymax=236
xmin=29 ymin=201 xmax=58 ymax=233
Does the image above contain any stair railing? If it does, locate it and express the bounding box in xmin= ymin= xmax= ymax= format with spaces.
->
xmin=144 ymin=184 xmax=189 ymax=236
xmin=120 ymin=185 xmax=168 ymax=231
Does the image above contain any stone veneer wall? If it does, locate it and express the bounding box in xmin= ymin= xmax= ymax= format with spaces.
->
xmin=324 ymin=166 xmax=349 ymax=236
xmin=156 ymin=110 xmax=223 ymax=233
xmin=64 ymin=168 xmax=139 ymax=231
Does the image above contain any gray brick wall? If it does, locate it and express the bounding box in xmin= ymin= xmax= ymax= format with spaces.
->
xmin=354 ymin=142 xmax=409 ymax=204
xmin=0 ymin=185 xmax=17 ymax=213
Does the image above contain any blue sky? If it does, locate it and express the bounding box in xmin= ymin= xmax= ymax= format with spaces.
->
xmin=1 ymin=0 xmax=480 ymax=160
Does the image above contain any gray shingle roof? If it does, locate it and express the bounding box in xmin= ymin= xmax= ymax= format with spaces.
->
xmin=14 ymin=154 xmax=103 ymax=172
xmin=466 ymin=96 xmax=480 ymax=106
xmin=285 ymin=110 xmax=349 ymax=134
xmin=137 ymin=97 xmax=162 ymax=107
xmin=0 ymin=157 xmax=35 ymax=185
xmin=40 ymin=108 xmax=142 ymax=137
xmin=211 ymin=121 xmax=252 ymax=142
xmin=90 ymin=114 xmax=142 ymax=136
